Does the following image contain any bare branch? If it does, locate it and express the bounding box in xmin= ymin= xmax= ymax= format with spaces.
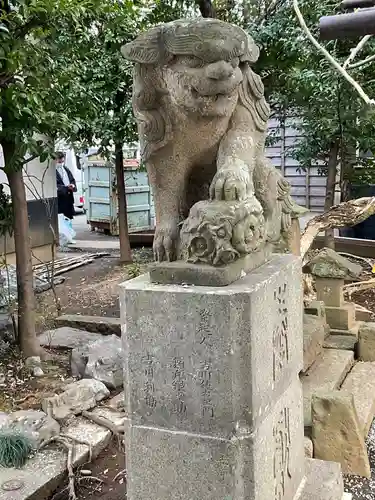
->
xmin=343 ymin=34 xmax=372 ymax=69
xmin=293 ymin=0 xmax=375 ymax=106
xmin=349 ymin=53 xmax=375 ymax=69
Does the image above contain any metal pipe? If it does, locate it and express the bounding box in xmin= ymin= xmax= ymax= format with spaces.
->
xmin=341 ymin=0 xmax=375 ymax=9
xmin=320 ymin=8 xmax=375 ymax=39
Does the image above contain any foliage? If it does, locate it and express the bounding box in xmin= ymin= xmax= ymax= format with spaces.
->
xmin=0 ymin=430 xmax=33 ymax=467
xmin=246 ymin=0 xmax=375 ymax=183
xmin=0 ymin=184 xmax=13 ymax=237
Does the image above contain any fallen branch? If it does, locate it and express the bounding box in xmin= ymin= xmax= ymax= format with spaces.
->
xmin=300 ymin=197 xmax=375 ymax=261
xmin=343 ymin=278 xmax=375 ymax=299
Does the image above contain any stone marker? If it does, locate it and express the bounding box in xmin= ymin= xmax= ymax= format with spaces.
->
xmin=312 ymin=391 xmax=371 ymax=478
xmin=358 ymin=322 xmax=375 ymax=361
xmin=121 ymin=256 xmax=306 ymax=499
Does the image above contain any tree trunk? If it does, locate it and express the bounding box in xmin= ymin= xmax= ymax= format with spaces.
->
xmin=3 ymin=141 xmax=40 ymax=357
xmin=196 ymin=0 xmax=216 ymax=17
xmin=115 ymin=143 xmax=132 ymax=263
xmin=324 ymin=141 xmax=339 ymax=249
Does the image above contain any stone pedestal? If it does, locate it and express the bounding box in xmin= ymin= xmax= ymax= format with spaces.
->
xmin=120 ymin=254 xmax=344 ymax=500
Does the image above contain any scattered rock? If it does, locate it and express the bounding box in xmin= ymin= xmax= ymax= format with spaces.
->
xmin=302 ymin=458 xmax=344 ymax=499
xmin=312 ymin=391 xmax=370 ymax=478
xmin=107 ymin=391 xmax=125 ymax=410
xmin=0 ymin=410 xmax=60 ymax=448
xmin=84 ymin=335 xmax=123 ymax=389
xmin=358 ymin=322 xmax=375 ymax=362
xmin=42 ymin=379 xmax=109 ymax=421
xmin=25 ymin=356 xmax=44 ymax=377
xmin=341 ymin=361 xmax=375 ymax=437
xmin=302 ymin=349 xmax=354 ymax=428
xmin=304 ymin=248 xmax=362 ymax=279
xmin=70 ymin=344 xmax=90 ymax=379
xmin=38 ymin=327 xmax=104 ymax=349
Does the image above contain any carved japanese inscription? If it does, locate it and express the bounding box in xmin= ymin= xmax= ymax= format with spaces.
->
xmin=142 ymin=353 xmax=157 ymax=410
xmin=273 ymin=284 xmax=289 ymax=382
xmin=172 ymin=356 xmax=187 ymax=416
xmin=274 ymin=407 xmax=292 ymax=500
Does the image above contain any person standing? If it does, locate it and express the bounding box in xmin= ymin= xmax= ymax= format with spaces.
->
xmin=55 ymin=151 xmax=77 ymax=219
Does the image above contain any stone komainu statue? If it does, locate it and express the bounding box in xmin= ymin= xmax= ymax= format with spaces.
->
xmin=122 ymin=18 xmax=305 ymax=266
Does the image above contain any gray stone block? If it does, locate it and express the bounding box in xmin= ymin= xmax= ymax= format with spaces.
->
xmin=301 ymin=458 xmax=344 ymax=499
xmin=124 ymin=380 xmax=304 ymax=500
xmin=149 ymin=245 xmax=272 ymax=286
xmin=323 ymin=335 xmax=357 ymax=351
xmin=303 ymin=314 xmax=326 ymax=373
xmin=301 ymin=349 xmax=354 ymax=428
xmin=120 ymin=255 xmax=303 ymax=436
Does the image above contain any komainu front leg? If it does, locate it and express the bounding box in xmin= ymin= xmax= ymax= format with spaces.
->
xmin=153 ymin=218 xmax=179 ymax=262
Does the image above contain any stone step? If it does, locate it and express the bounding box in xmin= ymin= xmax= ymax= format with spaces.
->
xmin=341 ymin=361 xmax=375 ymax=438
xmin=323 ymin=335 xmax=357 ymax=352
xmin=54 ymin=314 xmax=121 ymax=336
xmin=330 ymin=322 xmax=361 ymax=339
xmin=303 ymin=314 xmax=326 ymax=373
xmin=301 ymin=349 xmax=354 ymax=428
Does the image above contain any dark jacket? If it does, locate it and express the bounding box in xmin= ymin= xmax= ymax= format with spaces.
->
xmin=56 ymin=166 xmax=77 ymax=219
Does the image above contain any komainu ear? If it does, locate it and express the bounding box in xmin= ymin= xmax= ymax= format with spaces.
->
xmin=121 ymin=26 xmax=166 ymax=64
xmin=239 ymin=34 xmax=260 ymax=64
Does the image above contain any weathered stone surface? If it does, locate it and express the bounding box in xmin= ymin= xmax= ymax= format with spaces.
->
xmin=315 ymin=278 xmax=344 ymax=307
xmin=358 ymin=322 xmax=375 ymax=361
xmin=124 ymin=380 xmax=304 ymax=500
xmin=42 ymin=379 xmax=109 ymax=421
xmin=39 ymin=327 xmax=104 ymax=349
xmin=0 ymin=406 xmax=125 ymax=500
xmin=0 ymin=410 xmax=60 ymax=448
xmin=54 ymin=315 xmax=121 ymax=336
xmin=305 ymin=436 xmax=313 ymax=458
xmin=150 ymin=245 xmax=272 ymax=286
xmin=330 ymin=322 xmax=361 ymax=338
xmin=121 ymin=255 xmax=305 ymax=500
xmin=84 ymin=335 xmax=123 ymax=389
xmin=303 ymin=314 xmax=326 ymax=373
xmin=304 ymin=248 xmax=362 ymax=279
xmin=312 ymin=391 xmax=370 ymax=478
xmin=325 ymin=303 xmax=356 ymax=331
xmin=301 ymin=349 xmax=354 ymax=428
xmin=323 ymin=335 xmax=357 ymax=351
xmin=121 ymin=255 xmax=303 ymax=436
xmin=122 ymin=18 xmax=305 ymax=265
xmin=301 ymin=458 xmax=344 ymax=499
xmin=341 ymin=361 xmax=375 ymax=437
xmin=107 ymin=391 xmax=125 ymax=410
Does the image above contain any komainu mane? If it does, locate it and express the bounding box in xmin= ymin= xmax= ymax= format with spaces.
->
xmin=122 ymin=18 xmax=305 ymax=265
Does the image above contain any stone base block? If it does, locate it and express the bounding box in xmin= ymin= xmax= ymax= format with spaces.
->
xmin=304 ymin=300 xmax=327 ymax=325
xmin=323 ymin=335 xmax=357 ymax=351
xmin=325 ymin=303 xmax=356 ymax=331
xmin=125 ymin=380 xmax=304 ymax=500
xmin=149 ymin=245 xmax=272 ymax=286
xmin=300 ymin=458 xmax=344 ymax=500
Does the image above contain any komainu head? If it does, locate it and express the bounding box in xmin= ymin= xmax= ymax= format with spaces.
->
xmin=122 ymin=18 xmax=270 ymax=161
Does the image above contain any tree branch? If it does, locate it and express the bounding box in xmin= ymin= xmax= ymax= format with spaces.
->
xmin=343 ymin=34 xmax=372 ymax=69
xmin=293 ymin=0 xmax=375 ymax=106
xmin=349 ymin=53 xmax=375 ymax=69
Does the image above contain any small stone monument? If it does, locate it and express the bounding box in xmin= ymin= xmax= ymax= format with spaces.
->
xmin=304 ymin=248 xmax=362 ymax=334
xmin=120 ymin=18 xmax=345 ymax=500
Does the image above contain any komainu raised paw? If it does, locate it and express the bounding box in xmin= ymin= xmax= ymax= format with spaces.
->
xmin=153 ymin=221 xmax=179 ymax=262
xmin=209 ymin=166 xmax=252 ymax=202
